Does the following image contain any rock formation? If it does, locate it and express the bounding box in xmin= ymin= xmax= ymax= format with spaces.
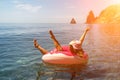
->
xmin=70 ymin=18 xmax=76 ymax=24
xmin=86 ymin=10 xmax=96 ymax=24
xmin=86 ymin=4 xmax=120 ymax=24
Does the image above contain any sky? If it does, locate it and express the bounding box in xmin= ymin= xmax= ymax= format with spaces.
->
xmin=0 ymin=0 xmax=120 ymax=23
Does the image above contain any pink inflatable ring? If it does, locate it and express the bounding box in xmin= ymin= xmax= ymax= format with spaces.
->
xmin=42 ymin=46 xmax=88 ymax=67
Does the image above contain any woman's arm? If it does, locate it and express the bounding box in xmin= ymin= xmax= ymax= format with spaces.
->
xmin=79 ymin=27 xmax=90 ymax=45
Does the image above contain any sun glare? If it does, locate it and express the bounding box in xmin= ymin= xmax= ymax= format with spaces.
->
xmin=110 ymin=0 xmax=120 ymax=4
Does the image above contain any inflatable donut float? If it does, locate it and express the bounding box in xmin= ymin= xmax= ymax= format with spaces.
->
xmin=42 ymin=46 xmax=88 ymax=67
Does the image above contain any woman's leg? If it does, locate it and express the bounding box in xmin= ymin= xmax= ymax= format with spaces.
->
xmin=49 ymin=30 xmax=62 ymax=51
xmin=34 ymin=39 xmax=48 ymax=55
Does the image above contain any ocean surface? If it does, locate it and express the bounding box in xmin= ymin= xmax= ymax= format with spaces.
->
xmin=0 ymin=23 xmax=120 ymax=80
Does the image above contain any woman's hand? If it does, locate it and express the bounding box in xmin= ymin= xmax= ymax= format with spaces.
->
xmin=85 ymin=27 xmax=90 ymax=32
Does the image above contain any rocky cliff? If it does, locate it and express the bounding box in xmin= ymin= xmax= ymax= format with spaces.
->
xmin=86 ymin=10 xmax=96 ymax=23
xmin=86 ymin=4 xmax=120 ymax=24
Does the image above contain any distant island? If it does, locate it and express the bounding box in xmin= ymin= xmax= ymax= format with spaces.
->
xmin=70 ymin=18 xmax=76 ymax=24
xmin=86 ymin=4 xmax=120 ymax=24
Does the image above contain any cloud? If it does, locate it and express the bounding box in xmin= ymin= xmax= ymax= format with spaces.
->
xmin=16 ymin=3 xmax=42 ymax=12
xmin=13 ymin=0 xmax=20 ymax=4
xmin=65 ymin=3 xmax=76 ymax=9
xmin=66 ymin=6 xmax=76 ymax=9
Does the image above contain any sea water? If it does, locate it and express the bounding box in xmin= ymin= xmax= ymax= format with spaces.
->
xmin=0 ymin=23 xmax=120 ymax=80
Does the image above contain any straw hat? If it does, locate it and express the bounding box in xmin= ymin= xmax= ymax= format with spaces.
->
xmin=69 ymin=40 xmax=82 ymax=49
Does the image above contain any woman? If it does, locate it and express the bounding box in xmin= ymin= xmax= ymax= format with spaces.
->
xmin=34 ymin=27 xmax=89 ymax=57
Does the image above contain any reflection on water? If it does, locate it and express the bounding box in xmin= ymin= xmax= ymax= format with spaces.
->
xmin=37 ymin=24 xmax=120 ymax=80
xmin=100 ymin=24 xmax=120 ymax=49
xmin=86 ymin=24 xmax=120 ymax=80
xmin=100 ymin=24 xmax=120 ymax=36
xmin=36 ymin=63 xmax=88 ymax=80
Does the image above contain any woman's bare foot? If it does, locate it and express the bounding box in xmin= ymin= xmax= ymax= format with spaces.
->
xmin=34 ymin=39 xmax=39 ymax=48
xmin=33 ymin=39 xmax=48 ymax=55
